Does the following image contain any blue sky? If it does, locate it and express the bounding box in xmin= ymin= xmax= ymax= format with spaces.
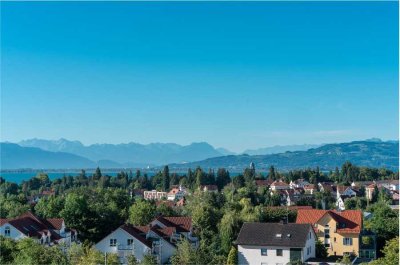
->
xmin=1 ymin=1 xmax=398 ymax=152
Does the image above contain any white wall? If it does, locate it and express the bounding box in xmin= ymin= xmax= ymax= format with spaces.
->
xmin=95 ymin=228 xmax=150 ymax=263
xmin=238 ymin=245 xmax=290 ymax=265
xmin=147 ymin=230 xmax=176 ymax=264
xmin=303 ymin=228 xmax=316 ymax=261
xmin=0 ymin=224 xmax=26 ymax=240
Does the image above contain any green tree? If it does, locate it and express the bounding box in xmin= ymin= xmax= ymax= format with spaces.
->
xmin=170 ymin=240 xmax=198 ymax=265
xmin=34 ymin=195 xmax=64 ymax=218
xmin=93 ymin=167 xmax=102 ymax=180
xmin=337 ymin=254 xmax=352 ymax=265
xmin=0 ymin=236 xmax=17 ymax=264
xmin=128 ymin=200 xmax=155 ymax=225
xmin=162 ymin=166 xmax=170 ymax=192
xmin=369 ymin=237 xmax=399 ymax=265
xmin=140 ymin=254 xmax=157 ymax=265
xmin=226 ymin=246 xmax=238 ymax=265
xmin=216 ymin=168 xmax=231 ymax=191
xmin=315 ymin=239 xmax=327 ymax=258
xmin=219 ymin=211 xmax=241 ymax=254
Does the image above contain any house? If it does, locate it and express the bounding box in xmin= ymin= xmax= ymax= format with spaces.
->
xmin=95 ymin=216 xmax=198 ymax=265
xmin=144 ymin=190 xmax=168 ymax=200
xmin=200 ymin=185 xmax=218 ymax=192
xmin=235 ymin=222 xmax=316 ymax=265
xmin=270 ymin=181 xmax=290 ymax=191
xmin=296 ymin=209 xmax=375 ymax=258
xmin=375 ymin=180 xmax=399 ymax=191
xmin=27 ymin=190 xmax=56 ymax=204
xmin=0 ymin=211 xmax=77 ymax=248
xmin=130 ymin=189 xmax=145 ymax=199
xmin=290 ymin=179 xmax=310 ymax=189
xmin=167 ymin=186 xmax=186 ymax=201
xmin=255 ymin=179 xmax=273 ymax=188
xmin=304 ymin=184 xmax=315 ymax=194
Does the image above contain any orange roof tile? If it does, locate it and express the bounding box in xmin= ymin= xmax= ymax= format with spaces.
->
xmin=296 ymin=209 xmax=362 ymax=234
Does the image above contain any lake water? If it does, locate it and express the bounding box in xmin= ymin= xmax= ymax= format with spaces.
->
xmin=0 ymin=171 xmax=155 ymax=184
xmin=0 ymin=171 xmax=243 ymax=184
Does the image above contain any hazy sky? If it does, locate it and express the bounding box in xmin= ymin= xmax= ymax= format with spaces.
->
xmin=1 ymin=1 xmax=398 ymax=152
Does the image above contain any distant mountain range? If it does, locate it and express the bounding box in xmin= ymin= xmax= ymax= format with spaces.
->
xmin=243 ymin=144 xmax=321 ymax=155
xmin=17 ymin=138 xmax=224 ymax=166
xmin=1 ymin=138 xmax=398 ymax=170
xmin=1 ymin=143 xmax=97 ymax=169
xmin=169 ymin=140 xmax=399 ymax=171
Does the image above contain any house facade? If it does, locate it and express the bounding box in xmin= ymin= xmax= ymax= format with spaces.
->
xmin=95 ymin=216 xmax=198 ymax=265
xmin=0 ymin=211 xmax=77 ymax=248
xmin=144 ymin=190 xmax=168 ymax=200
xmin=296 ymin=209 xmax=373 ymax=258
xmin=235 ymin=222 xmax=316 ymax=265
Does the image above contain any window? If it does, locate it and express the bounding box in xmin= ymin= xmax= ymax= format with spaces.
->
xmin=261 ymin=248 xmax=267 ymax=256
xmin=127 ymin=239 xmax=134 ymax=246
xmin=276 ymin=249 xmax=283 ymax=256
xmin=309 ymin=232 xmax=311 ymax=239
xmin=109 ymin=239 xmax=117 ymax=247
xmin=4 ymin=226 xmax=10 ymax=237
xmin=261 ymin=263 xmax=268 ymax=265
xmin=334 ymin=237 xmax=336 ymax=242
xmin=343 ymin=238 xmax=353 ymax=246
xmin=276 ymin=234 xmax=282 ymax=238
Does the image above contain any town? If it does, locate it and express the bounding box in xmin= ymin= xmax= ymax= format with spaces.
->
xmin=0 ymin=163 xmax=398 ymax=265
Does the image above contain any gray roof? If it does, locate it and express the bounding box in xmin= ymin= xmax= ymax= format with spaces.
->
xmin=235 ymin=222 xmax=313 ymax=248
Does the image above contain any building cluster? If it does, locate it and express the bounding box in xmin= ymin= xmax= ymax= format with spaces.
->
xmin=95 ymin=216 xmax=198 ymax=264
xmin=236 ymin=209 xmax=376 ymax=264
xmin=254 ymin=178 xmax=399 ymax=210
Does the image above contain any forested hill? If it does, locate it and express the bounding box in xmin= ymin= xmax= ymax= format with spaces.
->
xmin=169 ymin=140 xmax=399 ymax=171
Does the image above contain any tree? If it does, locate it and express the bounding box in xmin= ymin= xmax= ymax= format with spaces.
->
xmin=268 ymin=166 xmax=276 ymax=180
xmin=162 ymin=166 xmax=170 ymax=192
xmin=0 ymin=236 xmax=16 ymax=264
xmin=337 ymin=254 xmax=352 ymax=265
xmin=128 ymin=200 xmax=155 ymax=225
xmin=369 ymin=237 xmax=399 ymax=265
xmin=219 ymin=211 xmax=241 ymax=254
xmin=315 ymin=239 xmax=327 ymax=258
xmin=35 ymin=195 xmax=64 ymax=218
xmin=226 ymin=246 xmax=238 ymax=265
xmin=127 ymin=255 xmax=139 ymax=265
xmin=216 ymin=168 xmax=230 ymax=191
xmin=93 ymin=167 xmax=102 ymax=180
xmin=170 ymin=239 xmax=198 ymax=265
xmin=141 ymin=254 xmax=157 ymax=265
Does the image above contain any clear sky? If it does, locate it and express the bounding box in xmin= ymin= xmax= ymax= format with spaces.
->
xmin=1 ymin=1 xmax=398 ymax=152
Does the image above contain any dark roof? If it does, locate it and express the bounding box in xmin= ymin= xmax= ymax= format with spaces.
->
xmin=235 ymin=222 xmax=313 ymax=247
xmin=155 ymin=216 xmax=192 ymax=233
xmin=120 ymin=224 xmax=152 ymax=248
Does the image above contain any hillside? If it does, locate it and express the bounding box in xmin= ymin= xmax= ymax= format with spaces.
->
xmin=169 ymin=140 xmax=399 ymax=171
xmin=0 ymin=143 xmax=97 ymax=169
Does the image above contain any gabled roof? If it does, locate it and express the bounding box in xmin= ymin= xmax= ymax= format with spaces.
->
xmin=120 ymin=224 xmax=152 ymax=248
xmin=271 ymin=181 xmax=290 ymax=187
xmin=1 ymin=211 xmax=68 ymax=238
xmin=255 ymin=179 xmax=273 ymax=187
xmin=296 ymin=209 xmax=362 ymax=234
xmin=235 ymin=222 xmax=314 ymax=247
xmin=44 ymin=218 xmax=64 ymax=230
xmin=155 ymin=216 xmax=192 ymax=233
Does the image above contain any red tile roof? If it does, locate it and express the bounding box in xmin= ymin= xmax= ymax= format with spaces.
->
xmin=271 ymin=181 xmax=290 ymax=187
xmin=0 ymin=218 xmax=10 ymax=226
xmin=255 ymin=179 xmax=273 ymax=187
xmin=45 ymin=218 xmax=64 ymax=230
xmin=296 ymin=209 xmax=362 ymax=234
xmin=156 ymin=216 xmax=192 ymax=233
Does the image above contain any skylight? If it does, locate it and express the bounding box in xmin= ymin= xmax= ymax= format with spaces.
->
xmin=276 ymin=234 xmax=282 ymax=238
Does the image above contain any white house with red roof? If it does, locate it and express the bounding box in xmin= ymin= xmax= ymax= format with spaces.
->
xmin=95 ymin=216 xmax=198 ymax=265
xmin=167 ymin=186 xmax=186 ymax=201
xmin=0 ymin=211 xmax=77 ymax=247
xmin=270 ymin=180 xmax=290 ymax=191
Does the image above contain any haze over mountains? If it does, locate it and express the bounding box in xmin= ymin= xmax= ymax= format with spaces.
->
xmin=0 ymin=138 xmax=398 ymax=170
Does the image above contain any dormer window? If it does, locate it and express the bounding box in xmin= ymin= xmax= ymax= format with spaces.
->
xmin=5 ymin=226 xmax=10 ymax=237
